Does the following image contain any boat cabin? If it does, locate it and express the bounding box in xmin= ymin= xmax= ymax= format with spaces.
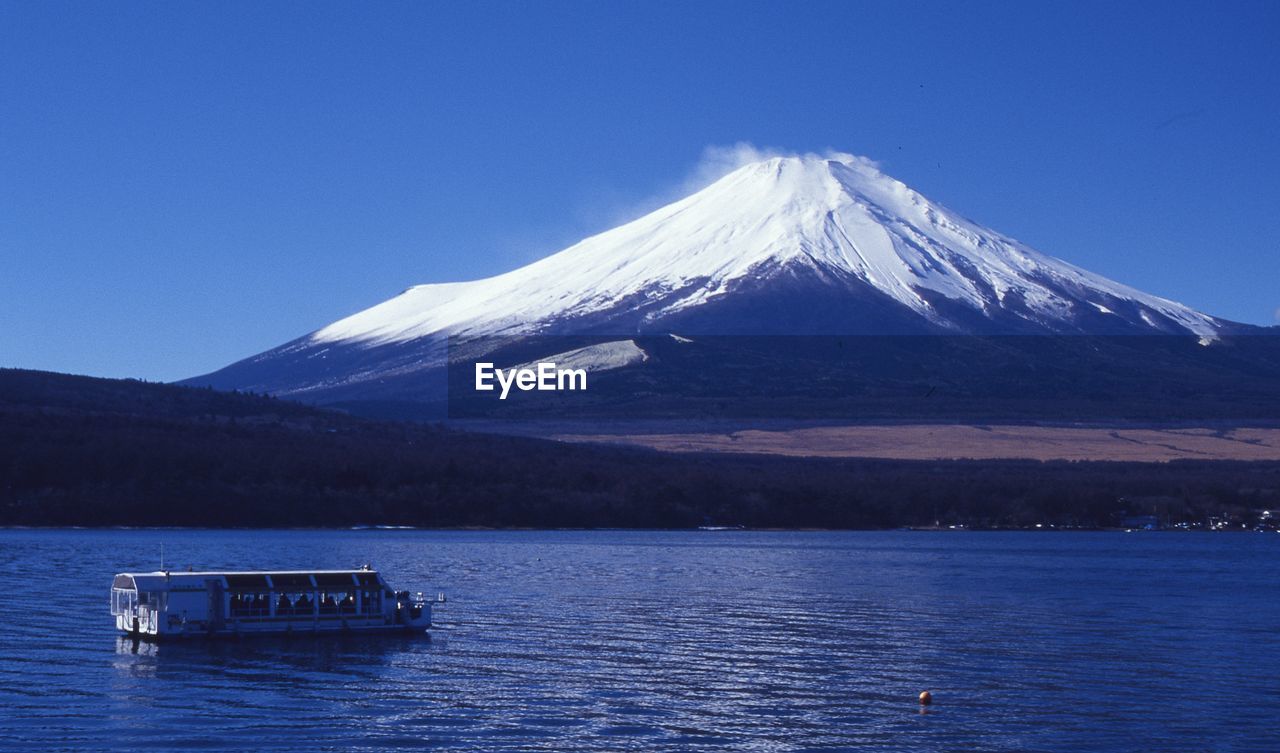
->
xmin=110 ymin=567 xmax=439 ymax=639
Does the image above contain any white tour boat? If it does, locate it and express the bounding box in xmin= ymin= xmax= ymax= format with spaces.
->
xmin=110 ymin=566 xmax=443 ymax=639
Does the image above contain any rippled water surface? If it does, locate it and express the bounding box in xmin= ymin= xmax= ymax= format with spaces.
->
xmin=0 ymin=530 xmax=1275 ymax=752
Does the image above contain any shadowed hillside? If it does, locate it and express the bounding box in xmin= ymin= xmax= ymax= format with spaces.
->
xmin=3 ymin=369 xmax=1278 ymax=529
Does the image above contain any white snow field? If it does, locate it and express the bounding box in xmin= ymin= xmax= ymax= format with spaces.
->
xmin=310 ymin=153 xmax=1221 ymax=347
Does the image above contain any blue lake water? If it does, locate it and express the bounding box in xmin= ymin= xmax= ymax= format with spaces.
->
xmin=0 ymin=529 xmax=1275 ymax=752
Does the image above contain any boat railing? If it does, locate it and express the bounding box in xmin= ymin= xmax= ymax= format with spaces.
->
xmin=136 ymin=603 xmax=158 ymax=632
xmin=408 ymin=592 xmax=445 ymax=607
xmin=228 ymin=595 xmax=273 ymax=619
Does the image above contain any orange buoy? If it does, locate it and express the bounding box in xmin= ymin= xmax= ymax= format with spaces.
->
xmin=919 ymin=690 xmax=933 ymax=706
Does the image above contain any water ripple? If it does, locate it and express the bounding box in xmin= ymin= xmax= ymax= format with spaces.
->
xmin=0 ymin=529 xmax=1275 ymax=752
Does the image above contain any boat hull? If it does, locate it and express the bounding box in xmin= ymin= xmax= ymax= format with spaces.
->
xmin=115 ymin=613 xmax=430 ymax=640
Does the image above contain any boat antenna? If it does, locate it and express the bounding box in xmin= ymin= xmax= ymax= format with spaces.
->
xmin=160 ymin=542 xmax=165 ymax=571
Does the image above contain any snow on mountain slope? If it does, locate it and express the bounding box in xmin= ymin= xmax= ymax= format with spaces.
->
xmin=187 ymin=151 xmax=1253 ymax=404
xmin=514 ymin=340 xmax=649 ymax=374
xmin=309 ymin=153 xmax=1221 ymax=345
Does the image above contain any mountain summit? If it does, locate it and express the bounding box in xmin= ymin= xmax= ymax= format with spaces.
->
xmin=314 ymin=154 xmax=1221 ymax=343
xmin=190 ymin=153 xmax=1247 ymax=403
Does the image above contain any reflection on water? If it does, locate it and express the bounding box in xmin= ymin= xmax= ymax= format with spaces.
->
xmin=0 ymin=529 xmax=1276 ymax=752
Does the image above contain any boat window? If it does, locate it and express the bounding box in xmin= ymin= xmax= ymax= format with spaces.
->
xmin=110 ymin=589 xmax=133 ymax=615
xmin=315 ymin=590 xmax=357 ymax=615
xmin=275 ymin=592 xmax=314 ymax=615
xmin=229 ymin=591 xmax=270 ymax=617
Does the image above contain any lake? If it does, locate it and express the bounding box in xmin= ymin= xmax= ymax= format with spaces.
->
xmin=0 ymin=529 xmax=1274 ymax=752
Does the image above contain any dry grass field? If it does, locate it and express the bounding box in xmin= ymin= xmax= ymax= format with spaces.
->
xmin=557 ymin=425 xmax=1280 ymax=462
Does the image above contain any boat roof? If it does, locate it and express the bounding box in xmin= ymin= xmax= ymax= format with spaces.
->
xmin=113 ymin=569 xmax=387 ymax=591
xmin=118 ymin=569 xmax=378 ymax=577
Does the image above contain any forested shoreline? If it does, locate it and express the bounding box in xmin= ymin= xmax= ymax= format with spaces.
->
xmin=3 ymin=369 xmax=1277 ymax=529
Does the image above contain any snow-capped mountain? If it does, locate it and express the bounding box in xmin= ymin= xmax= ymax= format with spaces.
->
xmin=315 ymin=153 xmax=1222 ymax=342
xmin=189 ymin=153 xmax=1248 ymax=404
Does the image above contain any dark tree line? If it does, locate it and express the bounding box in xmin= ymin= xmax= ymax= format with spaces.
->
xmin=2 ymin=369 xmax=1277 ymax=528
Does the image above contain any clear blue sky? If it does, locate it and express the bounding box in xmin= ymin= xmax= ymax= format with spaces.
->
xmin=2 ymin=1 xmax=1277 ymax=381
